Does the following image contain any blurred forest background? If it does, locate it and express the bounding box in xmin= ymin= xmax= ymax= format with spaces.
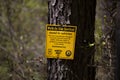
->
xmin=0 ymin=0 xmax=47 ymax=80
xmin=0 ymin=0 xmax=116 ymax=80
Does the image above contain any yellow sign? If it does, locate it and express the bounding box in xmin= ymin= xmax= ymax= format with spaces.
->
xmin=45 ymin=24 xmax=77 ymax=59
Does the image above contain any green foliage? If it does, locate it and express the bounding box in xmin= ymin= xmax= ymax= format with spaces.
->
xmin=0 ymin=66 xmax=10 ymax=80
xmin=0 ymin=0 xmax=47 ymax=80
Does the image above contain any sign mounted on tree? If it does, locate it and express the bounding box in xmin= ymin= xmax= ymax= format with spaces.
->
xmin=45 ymin=24 xmax=77 ymax=59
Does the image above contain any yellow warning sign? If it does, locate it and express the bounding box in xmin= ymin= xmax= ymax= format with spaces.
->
xmin=45 ymin=24 xmax=77 ymax=59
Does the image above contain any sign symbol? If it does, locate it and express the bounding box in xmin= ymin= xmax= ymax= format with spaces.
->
xmin=65 ymin=50 xmax=72 ymax=57
xmin=48 ymin=49 xmax=52 ymax=55
xmin=55 ymin=50 xmax=62 ymax=54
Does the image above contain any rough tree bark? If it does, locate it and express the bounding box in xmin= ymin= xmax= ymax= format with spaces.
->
xmin=47 ymin=0 xmax=96 ymax=80
xmin=98 ymin=0 xmax=116 ymax=80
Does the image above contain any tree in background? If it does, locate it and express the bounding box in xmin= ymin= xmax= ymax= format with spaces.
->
xmin=0 ymin=0 xmax=47 ymax=80
xmin=95 ymin=0 xmax=117 ymax=80
xmin=47 ymin=0 xmax=96 ymax=80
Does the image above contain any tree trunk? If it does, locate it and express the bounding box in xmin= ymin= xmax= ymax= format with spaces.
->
xmin=116 ymin=1 xmax=120 ymax=80
xmin=47 ymin=0 xmax=96 ymax=80
xmin=95 ymin=0 xmax=116 ymax=80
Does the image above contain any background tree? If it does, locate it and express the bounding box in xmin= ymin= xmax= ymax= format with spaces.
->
xmin=95 ymin=0 xmax=117 ymax=80
xmin=47 ymin=0 xmax=96 ymax=80
xmin=0 ymin=0 xmax=47 ymax=80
